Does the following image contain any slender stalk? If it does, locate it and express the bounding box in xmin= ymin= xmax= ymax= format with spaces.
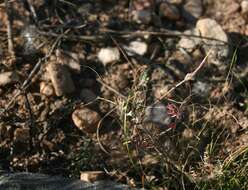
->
xmin=5 ymin=0 xmax=15 ymax=58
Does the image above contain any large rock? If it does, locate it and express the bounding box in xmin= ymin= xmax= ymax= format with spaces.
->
xmin=196 ymin=18 xmax=229 ymax=66
xmin=0 ymin=172 xmax=136 ymax=190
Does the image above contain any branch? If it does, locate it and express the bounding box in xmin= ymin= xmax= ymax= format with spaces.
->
xmin=155 ymin=50 xmax=212 ymax=104
xmin=4 ymin=0 xmax=15 ymax=60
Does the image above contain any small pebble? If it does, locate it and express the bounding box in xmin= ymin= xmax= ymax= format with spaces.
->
xmin=159 ymin=2 xmax=180 ymax=20
xmin=182 ymin=0 xmax=203 ymax=22
xmin=47 ymin=61 xmax=75 ymax=96
xmin=182 ymin=128 xmax=194 ymax=139
xmin=97 ymin=47 xmax=120 ymax=66
xmin=0 ymin=71 xmax=19 ymax=87
xmin=241 ymin=0 xmax=248 ymax=14
xmin=226 ymin=2 xmax=240 ymax=14
xmin=192 ymin=48 xmax=204 ymax=60
xmin=13 ymin=127 xmax=30 ymax=143
xmin=178 ymin=29 xmax=201 ymax=52
xmin=144 ymin=102 xmax=172 ymax=126
xmin=72 ymin=107 xmax=101 ymax=133
xmin=56 ymin=49 xmax=82 ymax=73
xmin=132 ymin=0 xmax=154 ymax=11
xmin=0 ymin=124 xmax=12 ymax=140
xmin=80 ymin=171 xmax=105 ymax=182
xmin=196 ymin=18 xmax=228 ymax=43
xmin=192 ymin=81 xmax=211 ymax=97
xmin=125 ymin=41 xmax=148 ymax=56
xmin=41 ymin=139 xmax=56 ymax=152
xmin=40 ymin=82 xmax=54 ymax=97
xmin=133 ymin=9 xmax=152 ymax=24
xmin=166 ymin=0 xmax=182 ymax=5
xmin=196 ymin=18 xmax=229 ymax=65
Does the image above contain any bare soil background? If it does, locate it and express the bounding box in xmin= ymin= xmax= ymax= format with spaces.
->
xmin=0 ymin=0 xmax=248 ymax=189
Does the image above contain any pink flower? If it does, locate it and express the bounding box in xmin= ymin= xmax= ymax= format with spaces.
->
xmin=166 ymin=103 xmax=181 ymax=119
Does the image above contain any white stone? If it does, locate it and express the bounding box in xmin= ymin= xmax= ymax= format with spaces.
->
xmin=125 ymin=41 xmax=148 ymax=56
xmin=196 ymin=18 xmax=229 ymax=65
xmin=196 ymin=19 xmax=228 ymax=43
xmin=80 ymin=171 xmax=105 ymax=182
xmin=97 ymin=47 xmax=120 ymax=66
xmin=178 ymin=29 xmax=201 ymax=52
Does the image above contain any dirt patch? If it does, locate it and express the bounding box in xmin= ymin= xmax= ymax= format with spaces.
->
xmin=0 ymin=0 xmax=247 ymax=189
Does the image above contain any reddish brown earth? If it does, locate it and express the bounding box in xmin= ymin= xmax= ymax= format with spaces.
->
xmin=0 ymin=0 xmax=247 ymax=189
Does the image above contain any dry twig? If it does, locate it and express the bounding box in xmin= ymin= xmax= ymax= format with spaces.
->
xmin=96 ymin=78 xmax=127 ymax=100
xmin=4 ymin=0 xmax=15 ymax=60
xmin=96 ymin=108 xmax=117 ymax=155
xmin=154 ymin=50 xmax=212 ymax=104
xmin=26 ymin=0 xmax=38 ymax=23
xmin=101 ymin=29 xmax=229 ymax=45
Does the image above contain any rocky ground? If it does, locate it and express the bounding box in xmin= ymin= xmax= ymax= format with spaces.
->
xmin=0 ymin=0 xmax=248 ymax=189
